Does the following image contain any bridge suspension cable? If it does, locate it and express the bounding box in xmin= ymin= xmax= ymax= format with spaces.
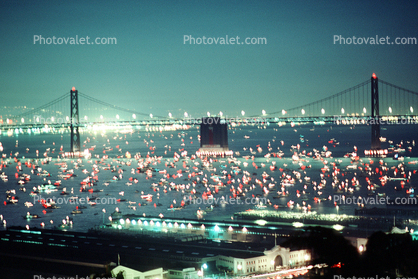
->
xmin=77 ymin=92 xmax=170 ymax=120
xmin=6 ymin=77 xmax=418 ymax=125
xmin=9 ymin=92 xmax=69 ymax=122
xmin=265 ymin=80 xmax=370 ymax=118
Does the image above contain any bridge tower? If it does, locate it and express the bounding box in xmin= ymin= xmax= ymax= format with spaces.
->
xmin=371 ymin=73 xmax=380 ymax=150
xmin=70 ymin=87 xmax=81 ymax=153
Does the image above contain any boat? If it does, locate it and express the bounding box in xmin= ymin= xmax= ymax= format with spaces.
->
xmin=37 ymin=184 xmax=56 ymax=191
xmin=141 ymin=194 xmax=153 ymax=200
xmin=23 ymin=213 xmax=40 ymax=220
xmin=196 ymin=209 xmax=206 ymax=216
xmin=205 ymin=205 xmax=214 ymax=212
xmin=167 ymin=206 xmax=182 ymax=211
xmin=7 ymin=197 xmax=19 ymax=204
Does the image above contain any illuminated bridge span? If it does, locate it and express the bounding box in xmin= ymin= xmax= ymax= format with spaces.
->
xmin=255 ymin=74 xmax=417 ymax=118
xmin=2 ymin=74 xmax=418 ymax=152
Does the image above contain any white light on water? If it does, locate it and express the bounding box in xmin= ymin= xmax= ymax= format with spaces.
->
xmin=255 ymin=219 xmax=267 ymax=226
xmin=293 ymin=222 xmax=304 ymax=228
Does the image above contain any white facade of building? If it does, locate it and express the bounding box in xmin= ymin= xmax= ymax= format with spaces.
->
xmin=166 ymin=267 xmax=199 ymax=279
xmin=111 ymin=265 xmax=166 ymax=279
xmin=215 ymin=245 xmax=311 ymax=275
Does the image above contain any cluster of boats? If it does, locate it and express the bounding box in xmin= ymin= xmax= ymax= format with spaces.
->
xmin=0 ymin=128 xmax=416 ymax=231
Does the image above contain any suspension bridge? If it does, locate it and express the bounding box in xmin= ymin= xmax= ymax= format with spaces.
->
xmin=1 ymin=74 xmax=417 ymax=153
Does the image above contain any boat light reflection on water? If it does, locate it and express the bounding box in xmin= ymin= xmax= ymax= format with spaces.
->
xmin=0 ymin=124 xmax=416 ymax=232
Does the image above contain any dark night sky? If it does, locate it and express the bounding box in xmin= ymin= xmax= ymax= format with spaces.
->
xmin=1 ymin=0 xmax=417 ymax=118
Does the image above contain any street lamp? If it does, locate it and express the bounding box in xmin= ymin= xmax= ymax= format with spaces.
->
xmin=198 ymin=265 xmax=207 ymax=279
xmin=102 ymin=208 xmax=106 ymax=224
xmin=237 ymin=264 xmax=242 ymax=274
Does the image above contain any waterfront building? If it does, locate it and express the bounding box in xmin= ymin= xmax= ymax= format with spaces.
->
xmin=111 ymin=265 xmax=166 ymax=279
xmin=215 ymin=245 xmax=311 ymax=275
